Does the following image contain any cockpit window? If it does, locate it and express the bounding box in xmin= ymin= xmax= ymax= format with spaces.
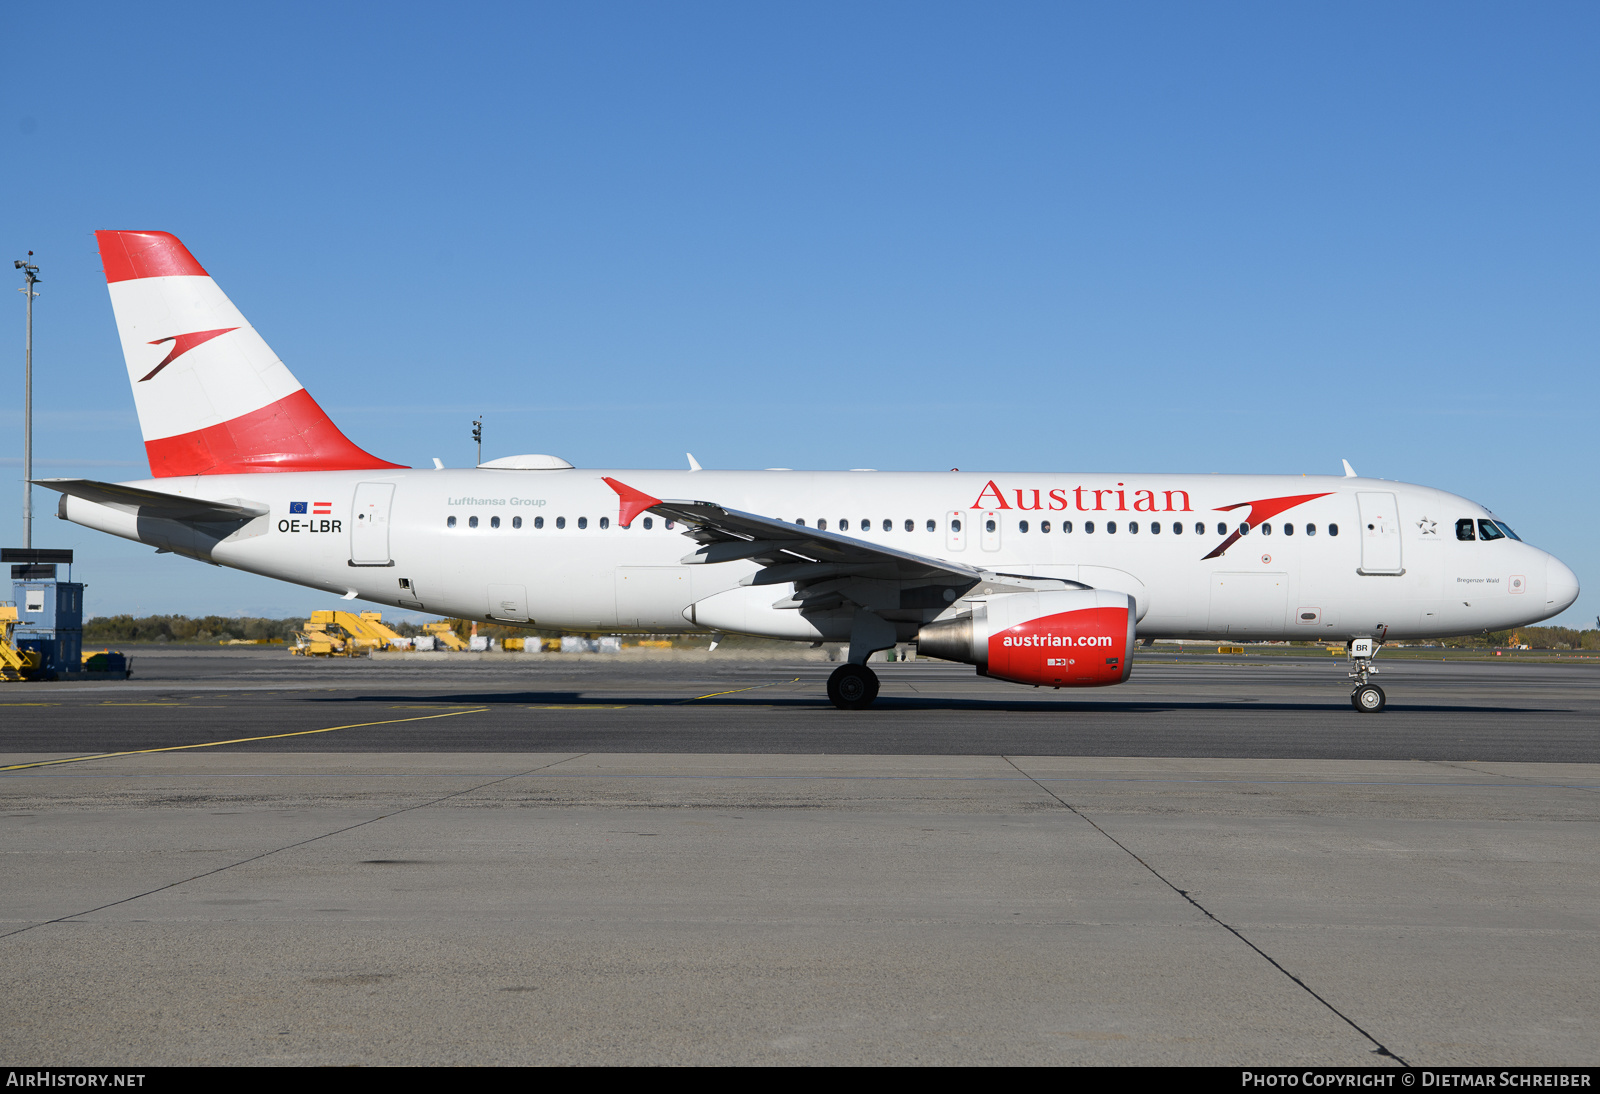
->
xmin=1495 ymin=521 xmax=1521 ymax=541
xmin=1456 ymin=519 xmax=1476 ymax=541
xmin=1477 ymin=519 xmax=1505 ymax=542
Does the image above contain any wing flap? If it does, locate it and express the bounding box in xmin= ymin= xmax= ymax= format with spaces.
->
xmin=647 ymin=498 xmax=984 ymax=584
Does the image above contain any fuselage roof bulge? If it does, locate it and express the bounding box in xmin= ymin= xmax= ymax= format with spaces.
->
xmin=42 ymin=231 xmax=1580 ymax=712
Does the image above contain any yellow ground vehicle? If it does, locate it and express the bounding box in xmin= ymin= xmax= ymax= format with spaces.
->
xmin=420 ymin=621 xmax=469 ymax=651
xmin=291 ymin=610 xmax=411 ymax=656
xmin=0 ymin=606 xmax=42 ymax=681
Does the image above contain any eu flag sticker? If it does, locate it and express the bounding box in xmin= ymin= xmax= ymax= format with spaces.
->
xmin=289 ymin=502 xmax=308 ymax=514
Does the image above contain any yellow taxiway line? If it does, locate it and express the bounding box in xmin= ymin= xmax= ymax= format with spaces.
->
xmin=0 ymin=708 xmax=489 ymax=773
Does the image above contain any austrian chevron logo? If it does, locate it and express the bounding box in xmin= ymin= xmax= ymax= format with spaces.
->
xmin=1202 ymin=492 xmax=1333 ymax=560
xmin=138 ymin=327 xmax=239 ymax=382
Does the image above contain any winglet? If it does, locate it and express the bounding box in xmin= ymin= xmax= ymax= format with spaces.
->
xmin=1342 ymin=459 xmax=1357 ymax=478
xmin=603 ymin=477 xmax=663 ymax=528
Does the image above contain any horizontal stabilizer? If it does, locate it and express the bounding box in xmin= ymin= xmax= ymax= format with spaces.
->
xmin=34 ymin=478 xmax=268 ymax=522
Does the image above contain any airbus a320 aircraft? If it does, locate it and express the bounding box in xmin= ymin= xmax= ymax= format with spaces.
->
xmin=42 ymin=231 xmax=1580 ymax=712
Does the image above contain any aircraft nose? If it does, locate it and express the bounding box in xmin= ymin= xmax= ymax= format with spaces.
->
xmin=1545 ymin=554 xmax=1580 ymax=613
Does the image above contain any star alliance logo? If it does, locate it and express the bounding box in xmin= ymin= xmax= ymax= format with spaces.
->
xmin=1416 ymin=517 xmax=1437 ymax=535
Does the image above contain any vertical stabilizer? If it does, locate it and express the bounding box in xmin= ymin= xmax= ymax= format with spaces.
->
xmin=95 ymin=230 xmax=405 ymax=477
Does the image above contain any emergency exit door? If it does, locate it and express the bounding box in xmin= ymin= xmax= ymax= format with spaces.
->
xmin=945 ymin=511 xmax=966 ymax=552
xmin=350 ymin=482 xmax=395 ymax=566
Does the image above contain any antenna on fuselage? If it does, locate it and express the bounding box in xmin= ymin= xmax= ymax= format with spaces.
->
xmin=686 ymin=452 xmax=702 ymax=472
xmin=1342 ymin=459 xmax=1358 ymax=478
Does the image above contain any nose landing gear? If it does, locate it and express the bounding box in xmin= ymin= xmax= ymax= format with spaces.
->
xmin=1348 ymin=637 xmax=1385 ymax=713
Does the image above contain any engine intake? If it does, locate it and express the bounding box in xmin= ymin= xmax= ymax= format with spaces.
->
xmin=916 ymin=588 xmax=1136 ymax=687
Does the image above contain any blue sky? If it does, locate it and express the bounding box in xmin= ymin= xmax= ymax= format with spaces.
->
xmin=2 ymin=2 xmax=1596 ymax=627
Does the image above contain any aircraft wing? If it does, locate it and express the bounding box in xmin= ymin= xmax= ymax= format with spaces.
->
xmin=35 ymin=478 xmax=269 ymax=522
xmin=606 ymin=478 xmax=1089 ymax=617
xmin=652 ymin=497 xmax=986 ymax=586
xmin=603 ymin=475 xmax=983 ymax=586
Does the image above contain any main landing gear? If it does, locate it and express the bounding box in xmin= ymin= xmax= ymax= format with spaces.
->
xmin=827 ymin=664 xmax=880 ymax=710
xmin=827 ymin=610 xmax=895 ymax=710
xmin=1348 ymin=638 xmax=1385 ymax=714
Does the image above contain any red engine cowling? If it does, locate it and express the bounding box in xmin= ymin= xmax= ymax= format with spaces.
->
xmin=915 ymin=588 xmax=1137 ymax=687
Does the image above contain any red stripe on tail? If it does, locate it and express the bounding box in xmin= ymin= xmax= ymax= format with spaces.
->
xmin=144 ymin=389 xmax=408 ymax=477
xmin=96 ymin=230 xmax=210 ymax=283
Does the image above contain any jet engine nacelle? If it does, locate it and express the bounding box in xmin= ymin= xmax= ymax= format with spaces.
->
xmin=916 ymin=588 xmax=1136 ymax=687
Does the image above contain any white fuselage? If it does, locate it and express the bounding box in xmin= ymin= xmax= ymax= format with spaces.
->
xmin=61 ymin=466 xmax=1579 ymax=644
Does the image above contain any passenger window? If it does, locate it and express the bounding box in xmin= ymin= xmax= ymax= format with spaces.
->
xmin=1216 ymin=522 xmax=1226 ymax=535
xmin=1172 ymin=522 xmax=1182 ymax=535
xmin=1260 ymin=522 xmax=1271 ymax=536
xmin=578 ymin=517 xmax=588 ymax=530
xmin=1107 ymin=521 xmax=1117 ymax=533
xmin=1129 ymin=521 xmax=1139 ymax=534
xmin=1283 ymin=523 xmax=1293 ymax=536
xmin=665 ymin=520 xmax=675 ymax=530
xmin=951 ymin=519 xmax=961 ymax=533
xmin=642 ymin=517 xmax=652 ymax=530
xmin=925 ymin=519 xmax=935 ymax=532
xmin=1040 ymin=520 xmax=1051 ymax=533
xmin=1456 ymin=518 xmax=1476 ymax=541
xmin=1150 ymin=521 xmax=1160 ymax=534
xmin=1239 ymin=522 xmax=1250 ymax=535
xmin=534 ymin=516 xmax=544 ymax=529
xmin=1328 ymin=523 xmax=1338 ymax=537
xmin=599 ymin=517 xmax=610 ymax=529
xmin=904 ymin=519 xmax=913 ymax=532
xmin=884 ymin=519 xmax=893 ymax=532
xmin=1019 ymin=520 xmax=1029 ymax=533
xmin=841 ymin=518 xmax=849 ymax=530
xmin=491 ymin=516 xmax=501 ymax=529
xmin=1196 ymin=522 xmax=1206 ymax=535
xmin=468 ymin=515 xmax=479 ymax=529
xmin=556 ymin=517 xmax=566 ymax=529
xmin=1305 ymin=523 xmax=1316 ymax=536
xmin=985 ymin=519 xmax=996 ymax=533
xmin=512 ymin=516 xmax=522 ymax=529
xmin=1085 ymin=521 xmax=1095 ymax=534
xmin=817 ymin=519 xmax=827 ymax=531
xmin=1062 ymin=521 xmax=1073 ymax=533
xmin=447 ymin=515 xmax=456 ymax=528
xmin=1478 ymin=519 xmax=1505 ymax=542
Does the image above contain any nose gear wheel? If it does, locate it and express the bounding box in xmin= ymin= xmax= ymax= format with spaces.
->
xmin=1352 ymin=683 xmax=1386 ymax=713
